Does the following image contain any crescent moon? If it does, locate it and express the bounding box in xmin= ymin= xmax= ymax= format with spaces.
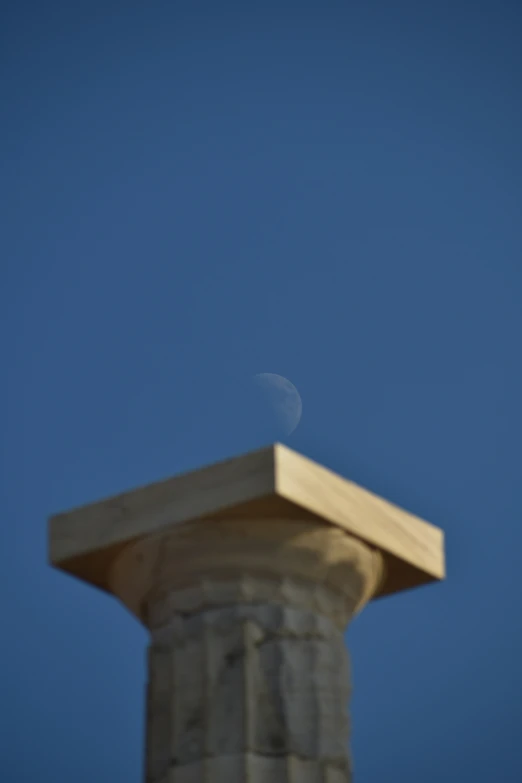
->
xmin=253 ymin=373 xmax=303 ymax=436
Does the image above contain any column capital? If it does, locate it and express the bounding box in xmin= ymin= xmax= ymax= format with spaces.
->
xmin=108 ymin=518 xmax=385 ymax=628
xmin=48 ymin=443 xmax=445 ymax=604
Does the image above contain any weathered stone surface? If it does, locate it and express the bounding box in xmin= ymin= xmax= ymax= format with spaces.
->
xmin=143 ymin=583 xmax=353 ymax=782
xmin=153 ymin=755 xmax=352 ymax=782
xmin=110 ymin=518 xmax=384 ymax=782
xmin=110 ymin=518 xmax=385 ymax=626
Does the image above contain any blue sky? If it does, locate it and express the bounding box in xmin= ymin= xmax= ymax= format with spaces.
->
xmin=1 ymin=1 xmax=521 ymax=780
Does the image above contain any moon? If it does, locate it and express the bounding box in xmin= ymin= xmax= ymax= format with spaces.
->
xmin=253 ymin=373 xmax=302 ymax=436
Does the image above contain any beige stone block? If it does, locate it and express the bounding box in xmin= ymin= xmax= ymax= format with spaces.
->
xmin=48 ymin=443 xmax=445 ymax=603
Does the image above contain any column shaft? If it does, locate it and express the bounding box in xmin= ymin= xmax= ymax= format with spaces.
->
xmin=145 ymin=579 xmax=352 ymax=782
xmin=109 ymin=518 xmax=385 ymax=783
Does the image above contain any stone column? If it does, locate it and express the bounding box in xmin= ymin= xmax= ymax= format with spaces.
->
xmin=109 ymin=518 xmax=385 ymax=783
xmin=49 ymin=443 xmax=445 ymax=782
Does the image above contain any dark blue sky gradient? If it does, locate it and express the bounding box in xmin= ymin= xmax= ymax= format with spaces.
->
xmin=1 ymin=1 xmax=521 ymax=781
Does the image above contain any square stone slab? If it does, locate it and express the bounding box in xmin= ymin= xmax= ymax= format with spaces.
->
xmin=48 ymin=443 xmax=445 ymax=600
